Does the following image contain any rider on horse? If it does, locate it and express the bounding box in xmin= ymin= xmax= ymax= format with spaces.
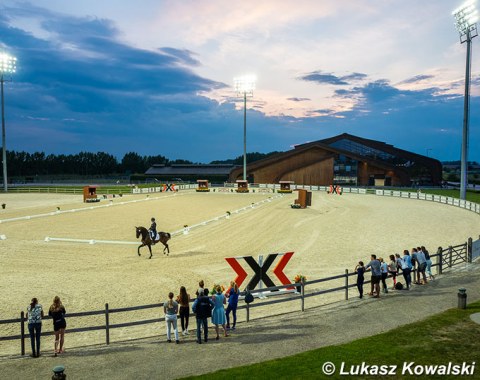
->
xmin=149 ymin=217 xmax=157 ymax=242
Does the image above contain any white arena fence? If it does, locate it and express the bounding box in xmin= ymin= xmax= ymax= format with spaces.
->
xmin=3 ymin=183 xmax=479 ymax=217
xmin=1 ymin=237 xmax=478 ymax=356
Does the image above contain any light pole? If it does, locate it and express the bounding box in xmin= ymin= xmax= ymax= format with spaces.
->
xmin=234 ymin=75 xmax=256 ymax=181
xmin=0 ymin=53 xmax=16 ymax=193
xmin=453 ymin=0 xmax=478 ymax=200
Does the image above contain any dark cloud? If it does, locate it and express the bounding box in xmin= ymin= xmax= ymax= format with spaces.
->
xmin=340 ymin=72 xmax=367 ymax=81
xmin=287 ymin=97 xmax=311 ymax=102
xmin=399 ymin=74 xmax=435 ymax=84
xmin=298 ymin=71 xmax=367 ymax=86
xmin=299 ymin=70 xmax=348 ymax=85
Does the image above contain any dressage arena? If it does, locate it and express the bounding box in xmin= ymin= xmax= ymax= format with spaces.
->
xmin=0 ymin=190 xmax=479 ymax=354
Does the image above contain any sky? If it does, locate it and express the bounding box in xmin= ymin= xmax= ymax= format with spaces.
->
xmin=1 ymin=0 xmax=480 ymax=163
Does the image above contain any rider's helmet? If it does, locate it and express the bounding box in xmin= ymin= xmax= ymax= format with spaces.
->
xmin=151 ymin=217 xmax=155 ymax=222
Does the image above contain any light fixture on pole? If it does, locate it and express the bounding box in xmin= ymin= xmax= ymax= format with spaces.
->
xmin=453 ymin=0 xmax=478 ymax=200
xmin=234 ymin=74 xmax=256 ymax=181
xmin=0 ymin=52 xmax=16 ymax=193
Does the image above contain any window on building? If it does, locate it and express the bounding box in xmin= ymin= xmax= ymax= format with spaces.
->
xmin=333 ymin=155 xmax=358 ymax=184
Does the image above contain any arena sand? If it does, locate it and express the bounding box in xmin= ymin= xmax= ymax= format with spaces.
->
xmin=0 ymin=190 xmax=478 ymax=355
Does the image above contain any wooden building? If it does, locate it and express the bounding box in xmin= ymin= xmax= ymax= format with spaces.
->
xmin=229 ymin=133 xmax=442 ymax=187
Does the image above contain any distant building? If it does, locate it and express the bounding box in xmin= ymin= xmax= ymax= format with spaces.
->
xmin=145 ymin=164 xmax=238 ymax=183
xmin=229 ymin=133 xmax=442 ymax=187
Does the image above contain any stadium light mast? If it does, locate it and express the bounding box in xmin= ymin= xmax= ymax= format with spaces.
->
xmin=453 ymin=0 xmax=478 ymax=200
xmin=0 ymin=52 xmax=16 ymax=193
xmin=234 ymin=75 xmax=256 ymax=181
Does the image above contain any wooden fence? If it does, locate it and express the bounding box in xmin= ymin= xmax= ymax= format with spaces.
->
xmin=1 ymin=238 xmax=476 ymax=356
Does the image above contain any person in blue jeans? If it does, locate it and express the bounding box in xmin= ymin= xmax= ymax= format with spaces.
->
xmin=226 ymin=281 xmax=239 ymax=330
xmin=402 ymin=249 xmax=413 ymax=290
xmin=192 ymin=289 xmax=214 ymax=344
xmin=26 ymin=297 xmax=44 ymax=357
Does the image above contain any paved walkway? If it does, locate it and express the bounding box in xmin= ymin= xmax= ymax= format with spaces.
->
xmin=1 ymin=263 xmax=479 ymax=380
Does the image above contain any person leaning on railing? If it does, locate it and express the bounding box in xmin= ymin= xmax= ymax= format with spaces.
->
xmin=26 ymin=297 xmax=44 ymax=358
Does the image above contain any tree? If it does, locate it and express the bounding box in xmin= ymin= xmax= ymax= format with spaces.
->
xmin=120 ymin=152 xmax=146 ymax=174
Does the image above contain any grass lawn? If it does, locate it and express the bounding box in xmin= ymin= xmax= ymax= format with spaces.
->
xmin=186 ymin=301 xmax=480 ymax=380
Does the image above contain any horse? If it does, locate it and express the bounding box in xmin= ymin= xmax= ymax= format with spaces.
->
xmin=135 ymin=226 xmax=171 ymax=259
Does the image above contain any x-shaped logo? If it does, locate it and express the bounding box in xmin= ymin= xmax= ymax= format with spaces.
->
xmin=163 ymin=184 xmax=176 ymax=192
xmin=226 ymin=252 xmax=294 ymax=290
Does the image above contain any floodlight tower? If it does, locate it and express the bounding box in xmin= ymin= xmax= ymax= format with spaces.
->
xmin=234 ymin=75 xmax=256 ymax=181
xmin=453 ymin=0 xmax=478 ymax=200
xmin=0 ymin=52 xmax=16 ymax=193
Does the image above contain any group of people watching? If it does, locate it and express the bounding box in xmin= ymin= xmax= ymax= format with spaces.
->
xmin=163 ymin=280 xmax=240 ymax=344
xmin=355 ymin=246 xmax=435 ymax=298
xmin=25 ymin=281 xmax=240 ymax=358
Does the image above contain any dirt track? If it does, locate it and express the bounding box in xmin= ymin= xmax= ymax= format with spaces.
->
xmin=0 ymin=190 xmax=478 ymax=355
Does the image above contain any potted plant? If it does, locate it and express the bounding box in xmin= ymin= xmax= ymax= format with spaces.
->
xmin=294 ymin=274 xmax=307 ymax=293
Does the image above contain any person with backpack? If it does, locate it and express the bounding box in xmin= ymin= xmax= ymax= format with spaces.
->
xmin=192 ymin=289 xmax=214 ymax=344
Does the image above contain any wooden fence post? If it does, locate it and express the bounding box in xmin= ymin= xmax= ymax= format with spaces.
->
xmin=301 ymin=279 xmax=305 ymax=312
xmin=468 ymin=237 xmax=473 ymax=263
xmin=105 ymin=303 xmax=110 ymax=345
xmin=437 ymin=246 xmax=443 ymax=275
xmin=20 ymin=311 xmax=25 ymax=356
xmin=449 ymin=246 xmax=453 ymax=268
xmin=345 ymin=269 xmax=349 ymax=300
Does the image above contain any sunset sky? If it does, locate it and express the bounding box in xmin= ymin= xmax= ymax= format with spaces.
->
xmin=1 ymin=0 xmax=479 ymax=162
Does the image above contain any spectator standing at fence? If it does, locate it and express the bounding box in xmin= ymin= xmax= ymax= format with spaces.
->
xmin=164 ymin=292 xmax=179 ymax=344
xmin=176 ymin=286 xmax=191 ymax=336
xmin=192 ymin=289 xmax=214 ymax=344
xmin=415 ymin=247 xmax=428 ymax=285
xmin=225 ymin=281 xmax=239 ymax=330
xmin=354 ymin=261 xmax=365 ymax=298
xmin=196 ymin=280 xmax=209 ymax=297
xmin=388 ymin=254 xmax=398 ymax=289
xmin=423 ymin=246 xmax=435 ymax=281
xmin=26 ymin=297 xmax=44 ymax=357
xmin=48 ymin=296 xmax=66 ymax=356
xmin=402 ymin=250 xmax=413 ymax=290
xmin=365 ymin=255 xmax=381 ymax=298
xmin=211 ymin=285 xmax=229 ymax=339
xmin=379 ymin=257 xmax=389 ymax=294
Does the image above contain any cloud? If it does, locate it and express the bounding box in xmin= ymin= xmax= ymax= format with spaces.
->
xmin=399 ymin=74 xmax=435 ymax=84
xmin=298 ymin=70 xmax=368 ymax=86
xmin=287 ymin=97 xmax=311 ymax=102
xmin=299 ymin=70 xmax=349 ymax=85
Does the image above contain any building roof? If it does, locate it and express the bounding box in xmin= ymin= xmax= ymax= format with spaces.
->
xmin=145 ymin=164 xmax=238 ymax=176
xmin=229 ymin=132 xmax=442 ymax=182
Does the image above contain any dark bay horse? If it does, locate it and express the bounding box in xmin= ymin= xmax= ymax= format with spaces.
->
xmin=135 ymin=226 xmax=171 ymax=259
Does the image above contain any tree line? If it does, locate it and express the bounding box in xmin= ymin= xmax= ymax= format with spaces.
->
xmin=5 ymin=150 xmax=280 ymax=177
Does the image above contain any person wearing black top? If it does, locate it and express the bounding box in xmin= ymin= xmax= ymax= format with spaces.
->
xmin=192 ymin=289 xmax=214 ymax=344
xmin=149 ymin=217 xmax=157 ymax=241
xmin=48 ymin=296 xmax=66 ymax=356
xmin=355 ymin=261 xmax=366 ymax=299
